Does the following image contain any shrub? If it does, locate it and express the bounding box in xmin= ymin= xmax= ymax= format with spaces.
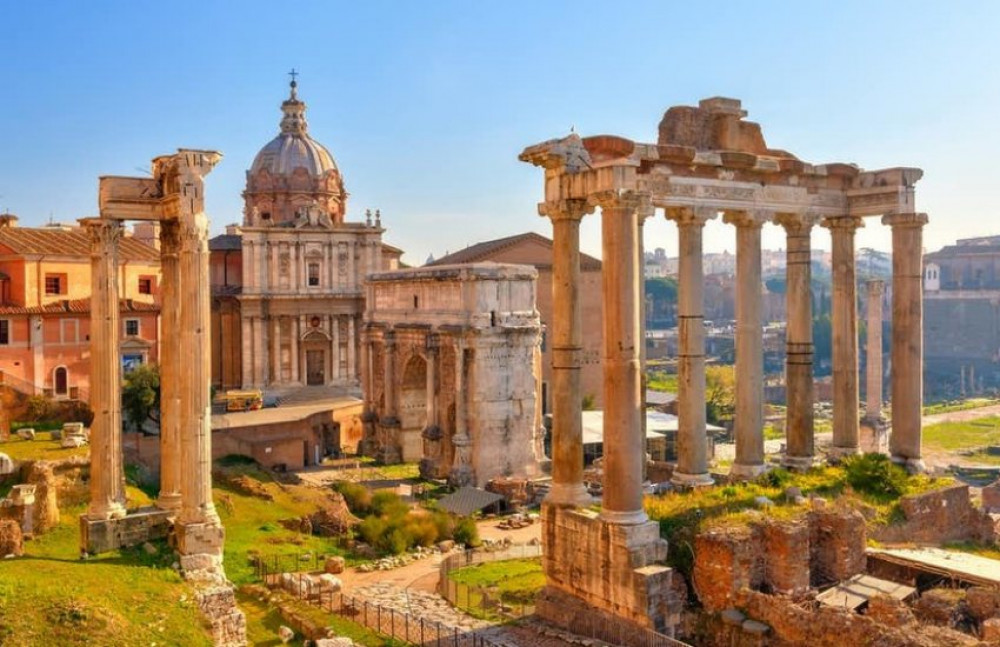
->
xmin=371 ymin=490 xmax=409 ymax=518
xmin=453 ymin=516 xmax=480 ymax=547
xmin=25 ymin=395 xmax=55 ymax=422
xmin=406 ymin=516 xmax=440 ymax=547
xmin=333 ymin=482 xmax=373 ymax=515
xmin=843 ymin=453 xmax=908 ymax=499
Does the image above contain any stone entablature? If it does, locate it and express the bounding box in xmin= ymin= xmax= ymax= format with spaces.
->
xmin=361 ymin=263 xmax=544 ymax=487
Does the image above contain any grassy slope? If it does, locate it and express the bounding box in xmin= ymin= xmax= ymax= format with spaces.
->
xmin=923 ymin=416 xmax=1000 ymax=452
xmin=0 ymin=432 xmax=90 ymax=462
xmin=0 ymin=487 xmax=212 ymax=647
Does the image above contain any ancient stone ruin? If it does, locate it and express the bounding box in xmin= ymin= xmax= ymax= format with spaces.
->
xmin=82 ymin=150 xmax=245 ymax=645
xmin=520 ymin=96 xmax=928 ymax=638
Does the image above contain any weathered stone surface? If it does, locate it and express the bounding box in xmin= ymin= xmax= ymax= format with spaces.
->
xmin=80 ymin=507 xmax=171 ymax=556
xmin=762 ymin=519 xmax=810 ymax=596
xmin=0 ymin=519 xmax=23 ymax=557
xmin=324 ymin=556 xmax=346 ymax=574
xmin=965 ymin=586 xmax=1000 ymax=622
xmin=982 ymin=617 xmax=1000 ymax=642
xmin=912 ymin=588 xmax=967 ymax=628
xmin=982 ymin=479 xmax=1000 ymax=512
xmin=809 ymin=505 xmax=866 ymax=586
xmin=876 ymin=484 xmax=993 ymax=544
xmin=0 ymin=453 xmax=14 ymax=476
xmin=309 ymin=493 xmax=358 ymax=537
xmin=24 ymin=461 xmax=60 ymax=533
xmin=693 ymin=524 xmax=762 ymax=611
xmin=195 ymin=584 xmax=247 ymax=647
xmin=865 ymin=593 xmax=916 ymax=628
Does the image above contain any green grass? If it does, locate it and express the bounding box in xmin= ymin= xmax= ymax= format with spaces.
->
xmin=923 ymin=398 xmax=1000 ymax=416
xmin=0 ymin=432 xmax=90 ymax=462
xmin=373 ymin=463 xmax=422 ymax=480
xmin=647 ymin=371 xmax=679 ymax=393
xmin=762 ymin=424 xmax=784 ymax=441
xmin=447 ymin=558 xmax=545 ymax=620
xmin=922 ymin=416 xmax=1000 ymax=452
xmin=0 ymin=488 xmax=213 ymax=647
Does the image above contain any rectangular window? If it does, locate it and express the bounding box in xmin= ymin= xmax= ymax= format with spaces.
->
xmin=308 ymin=262 xmax=320 ymax=287
xmin=45 ymin=274 xmax=64 ymax=295
xmin=60 ymin=319 xmax=79 ymax=344
xmin=125 ymin=319 xmax=139 ymax=336
xmin=138 ymin=277 xmax=153 ymax=294
xmin=0 ymin=320 xmax=9 ymax=345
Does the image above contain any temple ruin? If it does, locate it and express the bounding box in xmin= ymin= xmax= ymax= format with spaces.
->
xmin=520 ymin=97 xmax=927 ymax=636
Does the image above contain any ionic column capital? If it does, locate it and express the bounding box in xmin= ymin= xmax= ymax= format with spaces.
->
xmin=882 ymin=212 xmax=929 ymax=228
xmin=665 ymin=206 xmax=717 ymax=227
xmin=722 ymin=209 xmax=768 ymax=229
xmin=538 ymin=198 xmax=594 ymax=222
xmin=821 ymin=215 xmax=865 ymax=232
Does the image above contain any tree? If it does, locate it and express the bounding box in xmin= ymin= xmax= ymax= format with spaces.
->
xmin=121 ymin=363 xmax=160 ymax=433
xmin=705 ymin=365 xmax=736 ymax=425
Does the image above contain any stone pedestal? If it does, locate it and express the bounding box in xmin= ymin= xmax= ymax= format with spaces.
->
xmin=542 ymin=199 xmax=593 ymax=507
xmin=667 ymin=207 xmax=714 ymax=487
xmin=81 ymin=218 xmax=127 ymax=523
xmin=777 ymin=214 xmax=817 ymax=470
xmin=538 ymin=503 xmax=678 ymax=635
xmin=885 ymin=213 xmax=928 ymax=471
xmin=80 ymin=507 xmax=172 ymax=556
xmin=725 ymin=211 xmax=766 ymax=479
xmin=824 ymin=216 xmax=863 ymax=461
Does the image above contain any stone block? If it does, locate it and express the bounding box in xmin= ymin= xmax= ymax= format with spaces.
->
xmin=195 ymin=584 xmax=247 ymax=647
xmin=324 ymin=556 xmax=346 ymax=574
xmin=0 ymin=519 xmax=23 ymax=557
xmin=16 ymin=428 xmax=35 ymax=441
xmin=866 ymin=593 xmax=916 ymax=627
xmin=0 ymin=453 xmax=14 ymax=476
xmin=983 ymin=617 xmax=1000 ymax=642
xmin=176 ymin=520 xmax=225 ymax=557
xmin=982 ymin=480 xmax=1000 ymax=513
xmin=809 ymin=506 xmax=866 ymax=586
xmin=693 ymin=525 xmax=762 ymax=611
xmin=966 ymin=586 xmax=1000 ymax=621
xmin=762 ymin=519 xmax=810 ymax=596
xmin=80 ymin=507 xmax=172 ymax=556
xmin=912 ymin=588 xmax=966 ymax=627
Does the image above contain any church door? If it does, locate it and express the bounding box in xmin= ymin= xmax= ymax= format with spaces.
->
xmin=306 ymin=350 xmax=324 ymax=385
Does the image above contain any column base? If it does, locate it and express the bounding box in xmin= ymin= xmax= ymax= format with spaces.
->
xmin=447 ymin=466 xmax=475 ymax=488
xmin=891 ymin=455 xmax=926 ymax=475
xmin=826 ymin=445 xmax=861 ymax=463
xmin=670 ymin=470 xmax=714 ymax=489
xmin=730 ymin=462 xmax=769 ymax=480
xmin=781 ymin=455 xmax=817 ymax=472
xmin=85 ymin=502 xmax=128 ymax=522
xmin=156 ymin=492 xmax=183 ymax=514
xmin=545 ymin=482 xmax=592 ymax=507
xmin=600 ymin=508 xmax=649 ymax=525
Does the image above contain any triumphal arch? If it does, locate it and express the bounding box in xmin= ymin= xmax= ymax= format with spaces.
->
xmin=521 ymin=97 xmax=926 ymax=636
xmin=80 ymin=150 xmax=227 ymax=579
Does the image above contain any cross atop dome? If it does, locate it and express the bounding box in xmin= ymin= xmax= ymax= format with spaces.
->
xmin=288 ymin=68 xmax=299 ymax=99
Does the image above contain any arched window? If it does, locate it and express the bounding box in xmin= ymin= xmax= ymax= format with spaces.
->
xmin=54 ymin=366 xmax=68 ymax=397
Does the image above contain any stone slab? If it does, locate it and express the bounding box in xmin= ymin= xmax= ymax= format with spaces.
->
xmin=80 ymin=507 xmax=171 ymax=556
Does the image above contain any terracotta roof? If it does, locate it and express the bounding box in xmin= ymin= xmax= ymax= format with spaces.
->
xmin=0 ymin=298 xmax=159 ymax=315
xmin=0 ymin=227 xmax=159 ymax=262
xmin=428 ymin=231 xmax=602 ymax=270
xmin=209 ymin=234 xmax=243 ymax=251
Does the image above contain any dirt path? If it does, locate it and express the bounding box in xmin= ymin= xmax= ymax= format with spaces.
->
xmin=922 ymin=403 xmax=1000 ymax=426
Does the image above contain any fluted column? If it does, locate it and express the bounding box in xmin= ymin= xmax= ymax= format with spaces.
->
xmin=347 ymin=315 xmax=357 ymax=379
xmin=271 ymin=317 xmax=281 ymax=383
xmin=667 ymin=207 xmax=715 ymax=487
xmin=885 ymin=213 xmax=928 ymax=470
xmin=450 ymin=337 xmax=473 ymax=486
xmin=156 ymin=219 xmax=182 ymax=512
xmin=776 ymin=214 xmax=817 ymax=470
xmin=332 ymin=315 xmax=341 ymax=382
xmin=82 ymin=218 xmax=126 ymax=521
xmin=865 ymin=280 xmax=885 ymax=421
xmin=177 ymin=211 xmax=220 ymax=528
xmin=824 ymin=216 xmax=864 ymax=460
xmin=595 ymin=191 xmax=648 ymax=524
xmin=540 ymin=198 xmax=593 ymax=507
xmin=290 ymin=318 xmax=300 ymax=384
xmin=725 ymin=211 xmax=767 ymax=478
xmin=383 ymin=330 xmax=398 ymax=423
xmin=241 ymin=317 xmax=253 ymax=388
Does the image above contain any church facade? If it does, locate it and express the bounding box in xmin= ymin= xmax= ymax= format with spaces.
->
xmin=210 ymin=80 xmax=400 ymax=391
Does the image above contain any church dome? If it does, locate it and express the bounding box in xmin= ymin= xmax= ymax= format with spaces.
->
xmin=249 ymin=80 xmax=339 ymax=178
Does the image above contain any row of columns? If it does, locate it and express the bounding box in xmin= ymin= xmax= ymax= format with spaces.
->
xmin=544 ymin=199 xmax=927 ymax=518
xmin=242 ymin=313 xmax=359 ymax=387
xmin=83 ymin=210 xmax=218 ymax=528
xmin=243 ymin=237 xmax=379 ymax=294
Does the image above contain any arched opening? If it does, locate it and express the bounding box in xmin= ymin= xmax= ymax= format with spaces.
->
xmin=302 ymin=330 xmax=329 ymax=385
xmin=53 ymin=366 xmax=68 ymax=397
xmin=399 ymin=354 xmax=427 ymax=462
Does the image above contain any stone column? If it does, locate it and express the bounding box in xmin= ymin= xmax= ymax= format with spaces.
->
xmin=156 ymin=219 xmax=182 ymax=512
xmin=539 ymin=198 xmax=593 ymax=506
xmin=271 ymin=317 xmax=281 ymax=383
xmin=596 ymin=191 xmax=648 ymax=524
xmin=420 ymin=335 xmax=442 ymax=479
xmin=347 ymin=316 xmax=357 ymax=380
xmin=776 ymin=214 xmax=817 ymax=470
xmin=241 ymin=317 xmax=253 ymax=388
xmin=667 ymin=207 xmax=715 ymax=487
xmin=383 ymin=330 xmax=398 ymax=423
xmin=290 ymin=318 xmax=300 ymax=384
xmin=82 ymin=218 xmax=127 ymax=521
xmin=824 ymin=216 xmax=863 ymax=460
xmin=332 ymin=315 xmax=341 ymax=381
xmin=885 ymin=213 xmax=928 ymax=470
xmin=177 ymin=211 xmax=221 ymax=529
xmin=865 ymin=280 xmax=885 ymax=421
xmin=450 ymin=337 xmax=473 ymax=486
xmin=725 ymin=211 xmax=767 ymax=478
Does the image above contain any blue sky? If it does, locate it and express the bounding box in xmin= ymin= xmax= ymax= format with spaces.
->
xmin=2 ymin=1 xmax=998 ymax=264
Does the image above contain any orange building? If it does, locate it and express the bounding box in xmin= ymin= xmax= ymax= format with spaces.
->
xmin=0 ymin=215 xmax=161 ymax=400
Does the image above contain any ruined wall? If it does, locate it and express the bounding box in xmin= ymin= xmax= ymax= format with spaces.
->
xmin=875 ymin=484 xmax=994 ymax=545
xmin=693 ymin=525 xmax=762 ymax=611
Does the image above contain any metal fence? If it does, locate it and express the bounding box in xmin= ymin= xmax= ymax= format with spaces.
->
xmin=437 ymin=544 xmax=544 ymax=621
xmin=253 ymin=551 xmax=326 ymax=583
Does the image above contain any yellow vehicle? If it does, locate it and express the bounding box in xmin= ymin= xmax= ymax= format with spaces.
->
xmin=224 ymin=390 xmax=264 ymax=412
